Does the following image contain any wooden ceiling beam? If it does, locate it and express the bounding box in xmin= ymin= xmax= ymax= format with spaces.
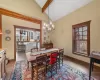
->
xmin=42 ymin=0 xmax=53 ymax=12
xmin=0 ymin=8 xmax=41 ymax=24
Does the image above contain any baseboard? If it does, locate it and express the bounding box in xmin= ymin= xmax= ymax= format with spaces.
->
xmin=64 ymin=55 xmax=100 ymax=69
xmin=10 ymin=59 xmax=15 ymax=62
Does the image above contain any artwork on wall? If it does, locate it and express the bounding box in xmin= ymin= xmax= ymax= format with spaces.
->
xmin=5 ymin=36 xmax=11 ymax=41
xmin=5 ymin=30 xmax=11 ymax=41
xmin=5 ymin=30 xmax=11 ymax=34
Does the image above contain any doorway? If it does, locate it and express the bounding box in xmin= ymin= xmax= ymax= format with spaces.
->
xmin=14 ymin=25 xmax=40 ymax=61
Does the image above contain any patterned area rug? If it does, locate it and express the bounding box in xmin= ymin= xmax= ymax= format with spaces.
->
xmin=10 ymin=60 xmax=95 ymax=80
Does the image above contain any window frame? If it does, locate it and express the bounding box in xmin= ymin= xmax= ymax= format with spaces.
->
xmin=72 ymin=21 xmax=91 ymax=57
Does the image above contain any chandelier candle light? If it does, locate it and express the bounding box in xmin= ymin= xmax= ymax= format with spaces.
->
xmin=43 ymin=1 xmax=55 ymax=32
xmin=43 ymin=21 xmax=55 ymax=31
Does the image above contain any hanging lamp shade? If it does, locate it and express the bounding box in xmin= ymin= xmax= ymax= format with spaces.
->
xmin=0 ymin=30 xmax=2 ymax=34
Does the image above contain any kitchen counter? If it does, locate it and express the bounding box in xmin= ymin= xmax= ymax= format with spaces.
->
xmin=0 ymin=49 xmax=5 ymax=59
xmin=0 ymin=49 xmax=6 ymax=80
xmin=17 ymin=42 xmax=40 ymax=53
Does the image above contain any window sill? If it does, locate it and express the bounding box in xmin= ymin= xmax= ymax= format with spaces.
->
xmin=73 ymin=52 xmax=89 ymax=58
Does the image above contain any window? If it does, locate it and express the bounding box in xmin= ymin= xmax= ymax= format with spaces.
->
xmin=72 ymin=21 xmax=91 ymax=56
xmin=16 ymin=28 xmax=40 ymax=42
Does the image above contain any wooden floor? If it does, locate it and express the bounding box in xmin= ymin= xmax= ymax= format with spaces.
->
xmin=6 ymin=55 xmax=100 ymax=80
xmin=6 ymin=61 xmax=15 ymax=80
xmin=64 ymin=56 xmax=100 ymax=80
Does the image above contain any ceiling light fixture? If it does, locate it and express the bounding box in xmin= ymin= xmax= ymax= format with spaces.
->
xmin=43 ymin=1 xmax=55 ymax=32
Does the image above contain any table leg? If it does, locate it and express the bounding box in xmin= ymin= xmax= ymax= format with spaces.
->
xmin=92 ymin=62 xmax=94 ymax=71
xmin=89 ymin=58 xmax=93 ymax=80
xmin=58 ymin=56 xmax=60 ymax=69
xmin=31 ymin=62 xmax=33 ymax=80
xmin=27 ymin=61 xmax=29 ymax=70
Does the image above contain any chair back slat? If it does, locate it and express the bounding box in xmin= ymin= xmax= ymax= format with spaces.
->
xmin=36 ymin=54 xmax=47 ymax=66
xmin=59 ymin=49 xmax=64 ymax=55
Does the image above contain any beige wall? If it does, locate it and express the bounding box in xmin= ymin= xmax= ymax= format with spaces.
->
xmin=2 ymin=15 xmax=40 ymax=59
xmin=0 ymin=0 xmax=48 ymax=21
xmin=0 ymin=0 xmax=50 ymax=59
xmin=50 ymin=0 xmax=100 ymax=63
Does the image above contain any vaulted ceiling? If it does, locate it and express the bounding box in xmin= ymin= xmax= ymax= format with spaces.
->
xmin=35 ymin=0 xmax=93 ymax=21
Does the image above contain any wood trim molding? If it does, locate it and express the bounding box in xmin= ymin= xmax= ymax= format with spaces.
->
xmin=42 ymin=0 xmax=53 ymax=12
xmin=14 ymin=25 xmax=42 ymax=60
xmin=0 ymin=8 xmax=43 ymax=45
xmin=0 ymin=8 xmax=41 ymax=24
xmin=64 ymin=55 xmax=100 ymax=69
xmin=14 ymin=25 xmax=40 ymax=31
xmin=0 ymin=8 xmax=43 ymax=60
xmin=72 ymin=20 xmax=91 ymax=56
xmin=9 ymin=59 xmax=15 ymax=63
xmin=14 ymin=26 xmax=16 ymax=60
xmin=72 ymin=20 xmax=91 ymax=28
xmin=40 ymin=22 xmax=42 ymax=47
xmin=0 ymin=14 xmax=2 ymax=48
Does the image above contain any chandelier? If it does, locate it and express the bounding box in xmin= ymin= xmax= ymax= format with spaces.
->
xmin=43 ymin=2 xmax=55 ymax=32
xmin=43 ymin=21 xmax=55 ymax=31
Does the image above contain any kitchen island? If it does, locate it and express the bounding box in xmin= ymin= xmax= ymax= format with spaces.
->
xmin=17 ymin=41 xmax=40 ymax=53
xmin=0 ymin=49 xmax=6 ymax=80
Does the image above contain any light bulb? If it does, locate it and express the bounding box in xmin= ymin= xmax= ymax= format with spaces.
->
xmin=46 ymin=24 xmax=48 ymax=27
xmin=52 ymin=24 xmax=55 ymax=29
xmin=43 ymin=26 xmax=46 ymax=30
xmin=50 ymin=21 xmax=52 ymax=25
xmin=48 ymin=27 xmax=51 ymax=31
xmin=44 ymin=23 xmax=46 ymax=26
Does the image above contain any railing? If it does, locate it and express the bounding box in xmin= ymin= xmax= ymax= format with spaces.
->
xmin=0 ymin=50 xmax=6 ymax=80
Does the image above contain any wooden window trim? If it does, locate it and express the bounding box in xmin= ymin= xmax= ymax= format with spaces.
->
xmin=72 ymin=21 xmax=91 ymax=57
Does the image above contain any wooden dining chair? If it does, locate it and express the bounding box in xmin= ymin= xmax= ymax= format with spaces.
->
xmin=58 ymin=49 xmax=64 ymax=67
xmin=33 ymin=54 xmax=47 ymax=80
xmin=31 ymin=48 xmax=38 ymax=52
xmin=46 ymin=51 xmax=58 ymax=78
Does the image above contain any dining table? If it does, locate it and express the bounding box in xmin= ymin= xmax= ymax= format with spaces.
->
xmin=89 ymin=51 xmax=100 ymax=80
xmin=26 ymin=48 xmax=61 ymax=80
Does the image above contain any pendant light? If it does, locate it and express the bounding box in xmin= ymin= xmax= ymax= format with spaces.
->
xmin=43 ymin=1 xmax=55 ymax=32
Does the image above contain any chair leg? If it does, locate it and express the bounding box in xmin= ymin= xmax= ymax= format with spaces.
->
xmin=46 ymin=65 xmax=48 ymax=73
xmin=35 ymin=69 xmax=38 ymax=80
xmin=92 ymin=62 xmax=94 ymax=71
xmin=43 ymin=69 xmax=46 ymax=80
xmin=31 ymin=63 xmax=33 ymax=80
xmin=62 ymin=59 xmax=63 ymax=66
xmin=27 ymin=61 xmax=29 ymax=70
xmin=62 ymin=56 xmax=63 ymax=66
xmin=59 ymin=57 xmax=60 ymax=69
xmin=56 ymin=62 xmax=57 ymax=74
xmin=51 ymin=65 xmax=53 ymax=78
